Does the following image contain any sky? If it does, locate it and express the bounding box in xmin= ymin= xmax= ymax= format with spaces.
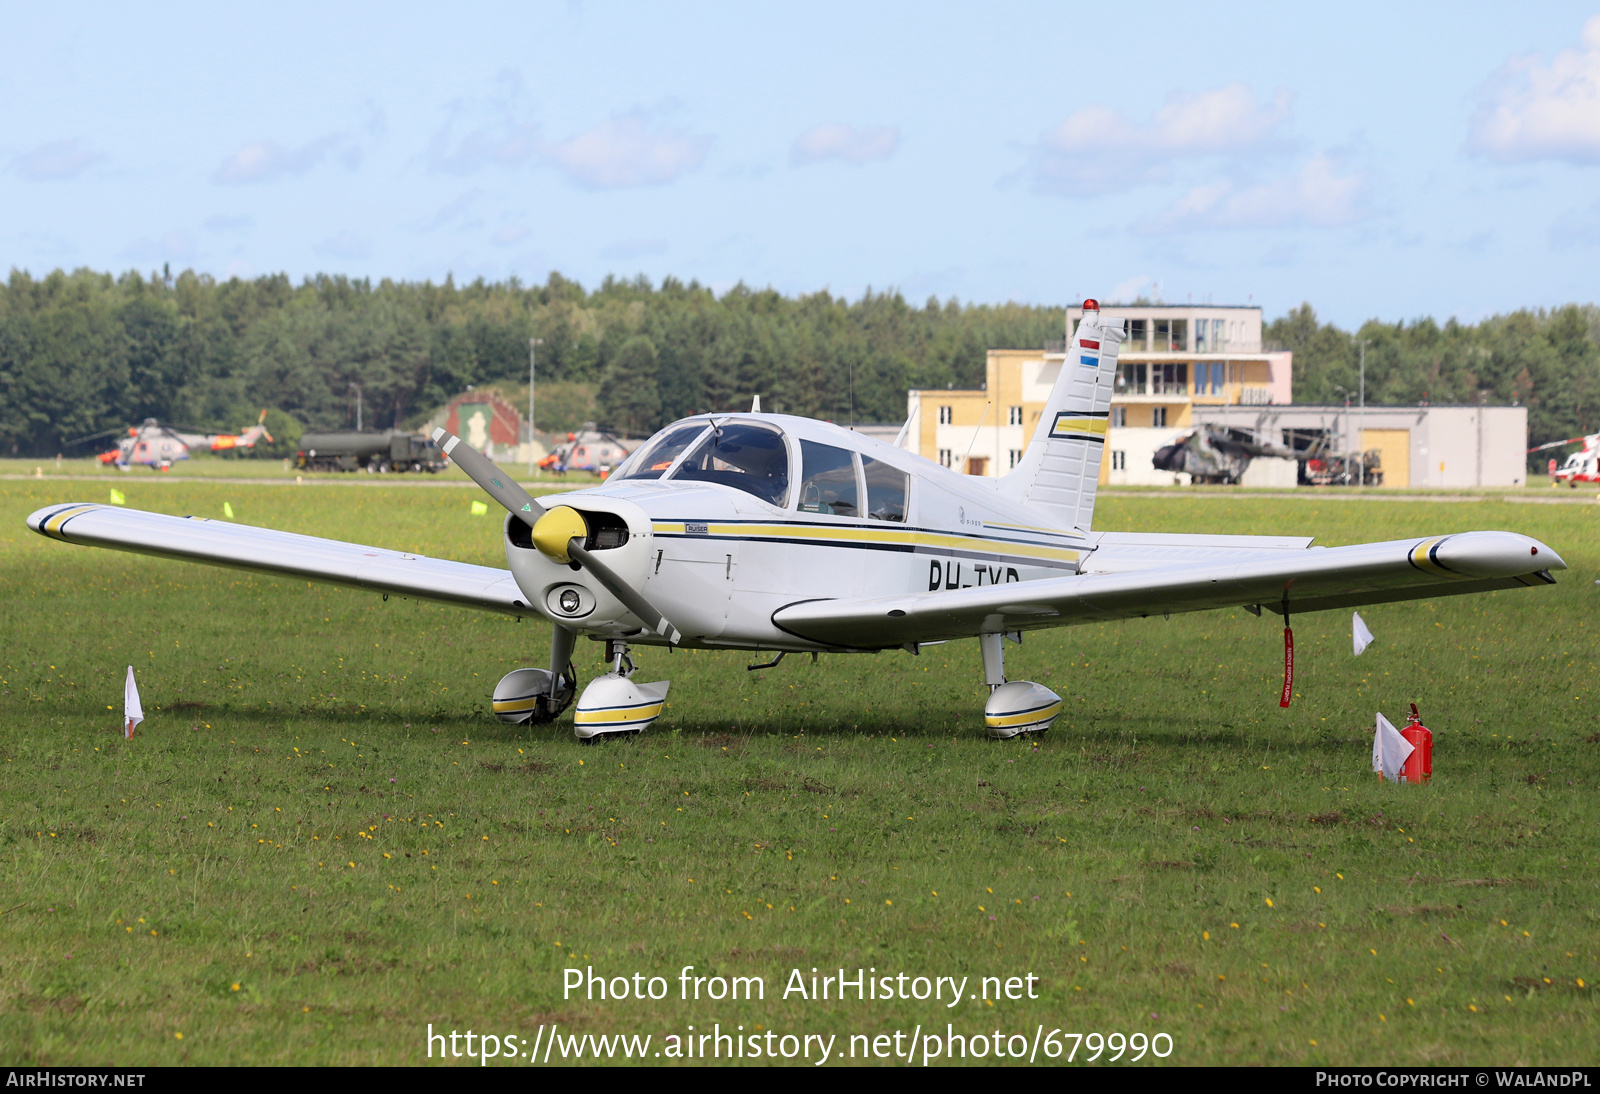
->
xmin=3 ymin=1 xmax=1599 ymax=327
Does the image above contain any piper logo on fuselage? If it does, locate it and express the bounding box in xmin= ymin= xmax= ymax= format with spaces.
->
xmin=929 ymin=560 xmax=1020 ymax=590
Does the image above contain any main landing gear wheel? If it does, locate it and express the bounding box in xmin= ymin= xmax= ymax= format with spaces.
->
xmin=978 ymin=632 xmax=1062 ymax=739
xmin=573 ymin=639 xmax=670 ymax=743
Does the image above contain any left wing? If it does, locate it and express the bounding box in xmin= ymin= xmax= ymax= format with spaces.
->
xmin=772 ymin=530 xmax=1562 ymax=649
xmin=27 ymin=503 xmax=529 ymax=616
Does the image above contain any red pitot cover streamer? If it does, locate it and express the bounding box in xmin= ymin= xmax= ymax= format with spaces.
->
xmin=1279 ymin=627 xmax=1294 ymax=707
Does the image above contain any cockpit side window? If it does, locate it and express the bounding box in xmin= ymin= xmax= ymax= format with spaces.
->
xmin=861 ymin=456 xmax=909 ymax=522
xmin=797 ymin=441 xmax=860 ymax=517
xmin=613 ymin=423 xmax=710 ymax=481
xmin=672 ymin=422 xmax=790 ymax=505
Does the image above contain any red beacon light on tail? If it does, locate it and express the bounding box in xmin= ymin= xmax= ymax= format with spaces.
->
xmin=1082 ymin=298 xmax=1099 ymax=312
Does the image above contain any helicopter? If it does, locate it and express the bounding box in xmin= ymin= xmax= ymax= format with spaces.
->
xmin=28 ymin=302 xmax=1564 ymax=741
xmin=1151 ymin=425 xmax=1305 ymax=485
xmin=70 ymin=411 xmax=274 ymax=470
xmin=1529 ymin=432 xmax=1600 ymax=487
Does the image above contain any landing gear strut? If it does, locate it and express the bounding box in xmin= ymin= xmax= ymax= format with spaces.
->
xmin=979 ymin=631 xmax=1063 ymax=739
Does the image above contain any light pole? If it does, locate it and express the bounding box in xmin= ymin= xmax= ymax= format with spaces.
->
xmin=1357 ymin=339 xmax=1368 ymax=486
xmin=528 ymin=337 xmax=543 ymax=477
xmin=350 ymin=382 xmax=362 ymax=432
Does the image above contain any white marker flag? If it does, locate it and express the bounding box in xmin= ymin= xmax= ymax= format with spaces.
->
xmin=124 ymin=666 xmax=143 ymax=740
xmin=1372 ymin=712 xmax=1413 ymax=781
xmin=1353 ymin=612 xmax=1375 ymax=656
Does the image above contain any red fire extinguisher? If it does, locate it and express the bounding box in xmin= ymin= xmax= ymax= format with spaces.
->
xmin=1401 ymin=703 xmax=1432 ymax=784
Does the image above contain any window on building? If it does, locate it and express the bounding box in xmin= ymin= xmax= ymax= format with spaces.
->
xmin=938 ymin=448 xmax=952 ymax=468
xmin=1126 ymin=318 xmax=1147 ymax=348
xmin=797 ymin=441 xmax=860 ymax=517
xmin=1111 ymin=406 xmax=1127 ymax=428
xmin=1007 ymin=406 xmax=1023 ymax=426
xmin=861 ymin=456 xmax=908 ymax=523
xmin=1151 ymin=363 xmax=1187 ymax=395
xmin=1202 ymin=362 xmax=1224 ymax=395
xmin=1008 ymin=448 xmax=1022 ymax=469
xmin=1115 ymin=363 xmax=1147 ymax=394
xmin=1152 ymin=406 xmax=1168 ymax=428
xmin=938 ymin=405 xmax=953 ymax=425
xmin=1195 ymin=318 xmax=1208 ymax=351
xmin=1111 ymin=450 xmax=1126 ymax=471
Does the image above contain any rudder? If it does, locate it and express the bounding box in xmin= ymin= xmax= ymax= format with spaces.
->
xmin=998 ymin=302 xmax=1124 ymax=532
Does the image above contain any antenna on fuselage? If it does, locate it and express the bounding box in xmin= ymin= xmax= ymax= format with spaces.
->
xmin=750 ymin=395 xmax=761 ymax=413
xmin=958 ymin=402 xmax=991 ymax=473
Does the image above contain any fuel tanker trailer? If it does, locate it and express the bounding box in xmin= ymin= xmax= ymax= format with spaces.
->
xmin=296 ymin=430 xmax=447 ymax=473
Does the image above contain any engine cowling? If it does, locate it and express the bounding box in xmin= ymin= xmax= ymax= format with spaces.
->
xmin=504 ymin=497 xmax=654 ymax=635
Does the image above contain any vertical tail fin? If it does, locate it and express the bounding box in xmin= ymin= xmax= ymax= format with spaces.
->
xmin=998 ymin=303 xmax=1123 ymax=533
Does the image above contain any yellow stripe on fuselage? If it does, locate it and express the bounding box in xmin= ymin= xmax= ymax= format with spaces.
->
xmin=651 ymin=522 xmax=1082 ymax=565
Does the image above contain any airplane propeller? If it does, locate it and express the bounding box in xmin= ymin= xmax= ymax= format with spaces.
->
xmin=431 ymin=427 xmax=681 ymax=644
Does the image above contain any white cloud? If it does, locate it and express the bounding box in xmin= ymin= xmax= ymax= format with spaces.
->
xmin=13 ymin=139 xmax=104 ymax=180
xmin=1109 ymin=275 xmax=1160 ymax=303
xmin=213 ymin=134 xmax=353 ymax=184
xmin=542 ymin=113 xmax=709 ymax=189
xmin=1138 ymin=155 xmax=1367 ymax=233
xmin=314 ymin=232 xmax=373 ymax=261
xmin=791 ymin=124 xmax=899 ymax=165
xmin=1033 ymin=84 xmax=1293 ymax=195
xmin=1469 ymin=16 xmax=1600 ymax=164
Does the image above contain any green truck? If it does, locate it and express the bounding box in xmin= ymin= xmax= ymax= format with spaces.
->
xmin=296 ymin=430 xmax=447 ymax=473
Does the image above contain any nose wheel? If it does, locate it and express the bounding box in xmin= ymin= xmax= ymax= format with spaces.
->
xmin=573 ymin=639 xmax=671 ymax=741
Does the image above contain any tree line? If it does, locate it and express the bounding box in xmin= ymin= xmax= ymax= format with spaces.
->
xmin=0 ymin=266 xmax=1596 ymax=459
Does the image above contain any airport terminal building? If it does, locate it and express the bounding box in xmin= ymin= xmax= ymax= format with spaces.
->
xmin=906 ymin=304 xmax=1527 ymax=488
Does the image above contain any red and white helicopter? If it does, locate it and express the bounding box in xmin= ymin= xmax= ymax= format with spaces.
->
xmin=73 ymin=411 xmax=275 ymax=470
xmin=1530 ymin=432 xmax=1600 ymax=487
xmin=29 ymin=302 xmax=1564 ymax=740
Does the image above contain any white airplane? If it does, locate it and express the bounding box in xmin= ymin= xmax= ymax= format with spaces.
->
xmin=27 ymin=302 xmax=1565 ymax=741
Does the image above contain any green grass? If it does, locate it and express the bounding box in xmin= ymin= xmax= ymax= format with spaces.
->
xmin=0 ymin=481 xmax=1595 ymax=1066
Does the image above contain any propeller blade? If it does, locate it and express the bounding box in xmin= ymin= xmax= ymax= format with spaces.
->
xmin=431 ymin=427 xmax=546 ymax=526
xmin=569 ymin=541 xmax=682 ymax=645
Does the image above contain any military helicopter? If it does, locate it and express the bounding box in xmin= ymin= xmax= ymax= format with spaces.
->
xmin=1151 ymin=425 xmax=1304 ymax=485
xmin=1529 ymin=432 xmax=1600 ymax=487
xmin=28 ymin=302 xmax=1564 ymax=740
xmin=70 ymin=411 xmax=274 ymax=470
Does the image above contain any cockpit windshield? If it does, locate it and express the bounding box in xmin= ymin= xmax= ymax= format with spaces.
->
xmin=673 ymin=421 xmax=790 ymax=505
xmin=613 ymin=423 xmax=711 ymax=481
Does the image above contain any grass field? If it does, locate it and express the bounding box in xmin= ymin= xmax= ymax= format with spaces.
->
xmin=0 ymin=480 xmax=1595 ymax=1066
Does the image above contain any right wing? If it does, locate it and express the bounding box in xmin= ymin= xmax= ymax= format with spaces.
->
xmin=27 ymin=503 xmax=528 ymax=617
xmin=772 ymin=530 xmax=1563 ymax=649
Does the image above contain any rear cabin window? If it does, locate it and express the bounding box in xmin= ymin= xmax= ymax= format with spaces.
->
xmin=861 ymin=456 xmax=909 ymax=522
xmin=673 ymin=422 xmax=790 ymax=505
xmin=614 ymin=424 xmax=709 ymax=481
xmin=798 ymin=441 xmax=860 ymax=517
